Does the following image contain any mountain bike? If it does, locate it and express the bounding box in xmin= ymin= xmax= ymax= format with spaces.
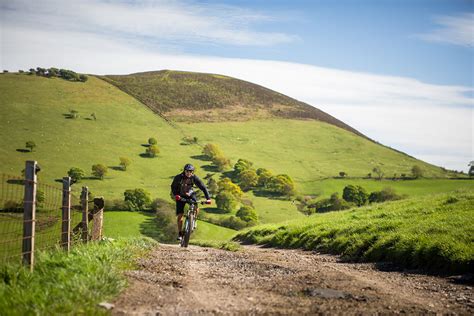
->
xmin=179 ymin=198 xmax=210 ymax=248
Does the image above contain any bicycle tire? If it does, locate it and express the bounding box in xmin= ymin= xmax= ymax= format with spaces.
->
xmin=182 ymin=213 xmax=193 ymax=247
xmin=180 ymin=217 xmax=188 ymax=247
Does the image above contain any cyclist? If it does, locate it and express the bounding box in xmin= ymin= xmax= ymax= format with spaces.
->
xmin=171 ymin=164 xmax=211 ymax=241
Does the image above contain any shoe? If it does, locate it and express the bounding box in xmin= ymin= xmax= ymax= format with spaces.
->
xmin=177 ymin=235 xmax=182 ymax=241
xmin=193 ymin=221 xmax=197 ymax=230
xmin=177 ymin=231 xmax=183 ymax=241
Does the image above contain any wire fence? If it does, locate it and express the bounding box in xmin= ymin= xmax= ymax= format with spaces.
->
xmin=0 ymin=161 xmax=105 ymax=269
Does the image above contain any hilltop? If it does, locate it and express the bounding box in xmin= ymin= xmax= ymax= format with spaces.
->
xmin=101 ymin=70 xmax=366 ymax=138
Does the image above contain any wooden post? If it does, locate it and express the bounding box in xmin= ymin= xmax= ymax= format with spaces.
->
xmin=92 ymin=197 xmax=105 ymax=241
xmin=81 ymin=186 xmax=89 ymax=242
xmin=23 ymin=160 xmax=37 ymax=270
xmin=62 ymin=177 xmax=71 ymax=251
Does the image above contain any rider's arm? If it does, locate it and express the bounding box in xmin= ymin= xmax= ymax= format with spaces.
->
xmin=193 ymin=175 xmax=211 ymax=200
xmin=170 ymin=174 xmax=181 ymax=196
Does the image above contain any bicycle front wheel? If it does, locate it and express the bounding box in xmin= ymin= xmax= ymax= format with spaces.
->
xmin=182 ymin=213 xmax=193 ymax=247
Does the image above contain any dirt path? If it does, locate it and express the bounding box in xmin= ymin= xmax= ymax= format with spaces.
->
xmin=111 ymin=244 xmax=473 ymax=315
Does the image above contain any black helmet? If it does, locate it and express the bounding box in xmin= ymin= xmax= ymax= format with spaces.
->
xmin=183 ymin=163 xmax=195 ymax=171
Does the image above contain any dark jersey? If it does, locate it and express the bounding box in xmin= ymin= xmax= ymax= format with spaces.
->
xmin=171 ymin=173 xmax=210 ymax=200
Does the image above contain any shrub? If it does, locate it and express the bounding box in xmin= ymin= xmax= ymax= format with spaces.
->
xmin=342 ymin=185 xmax=368 ymax=206
xmin=411 ymin=165 xmax=423 ymax=178
xmin=372 ymin=166 xmax=384 ymax=180
xmin=368 ymin=187 xmax=403 ymax=203
xmin=216 ymin=191 xmax=239 ymax=213
xmin=202 ymin=143 xmax=222 ymax=160
xmin=236 ymin=205 xmax=258 ymax=223
xmin=314 ymin=193 xmax=352 ymax=213
xmin=220 ymin=216 xmax=248 ymax=230
xmin=79 ymin=74 xmax=88 ymax=82
xmin=339 ymin=171 xmax=347 ymax=178
xmin=25 ymin=141 xmax=36 ymax=152
xmin=123 ymin=188 xmax=152 ymax=211
xmin=119 ymin=157 xmax=131 ymax=171
xmin=151 ymin=198 xmax=176 ymax=241
xmin=213 ymin=155 xmax=231 ymax=171
xmin=67 ymin=167 xmax=85 ymax=183
xmin=256 ymin=168 xmax=273 ymax=187
xmin=146 ymin=145 xmax=160 ymax=157
xmin=234 ymin=159 xmax=253 ymax=175
xmin=238 ymin=169 xmax=258 ymax=191
xmin=91 ymin=164 xmax=108 ymax=180
xmin=217 ymin=178 xmax=243 ymax=199
xmin=206 ymin=177 xmax=218 ymax=196
xmin=268 ymin=174 xmax=296 ymax=197
xmin=148 ymin=137 xmax=157 ymax=145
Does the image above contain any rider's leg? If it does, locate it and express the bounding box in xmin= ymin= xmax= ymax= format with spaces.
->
xmin=176 ymin=201 xmax=185 ymax=239
xmin=177 ymin=213 xmax=183 ymax=234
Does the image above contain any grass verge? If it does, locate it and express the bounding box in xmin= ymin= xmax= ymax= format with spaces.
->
xmin=0 ymin=237 xmax=157 ymax=315
xmin=234 ymin=190 xmax=474 ymax=274
xmin=190 ymin=239 xmax=241 ymax=252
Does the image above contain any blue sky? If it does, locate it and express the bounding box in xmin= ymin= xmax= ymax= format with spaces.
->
xmin=1 ymin=0 xmax=473 ymax=172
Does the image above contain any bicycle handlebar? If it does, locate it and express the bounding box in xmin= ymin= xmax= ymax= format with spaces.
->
xmin=177 ymin=197 xmax=211 ymax=205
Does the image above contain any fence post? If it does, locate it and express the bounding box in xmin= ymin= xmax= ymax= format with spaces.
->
xmin=81 ymin=186 xmax=89 ymax=242
xmin=62 ymin=177 xmax=71 ymax=251
xmin=23 ymin=160 xmax=37 ymax=270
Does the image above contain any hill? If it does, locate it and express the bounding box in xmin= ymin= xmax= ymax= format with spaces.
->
xmin=101 ymin=70 xmax=367 ymax=138
xmin=1 ymin=72 xmax=472 ymax=241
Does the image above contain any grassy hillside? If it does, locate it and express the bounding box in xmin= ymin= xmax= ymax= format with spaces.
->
xmin=102 ymin=70 xmax=366 ymax=138
xmin=1 ymin=73 xmax=470 ymax=242
xmin=235 ymin=190 xmax=474 ymax=273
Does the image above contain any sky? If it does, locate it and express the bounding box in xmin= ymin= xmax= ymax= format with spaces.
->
xmin=1 ymin=0 xmax=473 ymax=172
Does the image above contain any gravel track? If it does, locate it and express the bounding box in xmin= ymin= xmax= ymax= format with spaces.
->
xmin=111 ymin=244 xmax=473 ymax=315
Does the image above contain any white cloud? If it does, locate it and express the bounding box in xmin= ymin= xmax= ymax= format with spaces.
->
xmin=1 ymin=1 xmax=472 ymax=172
xmin=417 ymin=13 xmax=474 ymax=47
xmin=1 ymin=0 xmax=296 ymax=47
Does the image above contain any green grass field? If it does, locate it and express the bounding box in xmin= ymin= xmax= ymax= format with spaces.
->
xmin=1 ymin=73 xmax=470 ymax=242
xmin=235 ymin=189 xmax=474 ymax=273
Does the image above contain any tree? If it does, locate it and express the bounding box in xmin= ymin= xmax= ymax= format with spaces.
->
xmin=119 ymin=157 xmax=131 ymax=171
xmin=146 ymin=145 xmax=160 ymax=157
xmin=234 ymin=159 xmax=253 ymax=175
xmin=339 ymin=171 xmax=347 ymax=178
xmin=69 ymin=109 xmax=79 ymax=119
xmin=207 ymin=177 xmax=218 ymax=195
xmin=213 ymin=155 xmax=231 ymax=171
xmin=236 ymin=205 xmax=258 ymax=223
xmin=372 ymin=166 xmax=384 ymax=180
xmin=217 ymin=178 xmax=243 ymax=199
xmin=148 ymin=137 xmax=157 ymax=145
xmin=268 ymin=174 xmax=296 ymax=196
xmin=25 ymin=141 xmax=36 ymax=152
xmin=216 ymin=191 xmax=238 ymax=213
xmin=68 ymin=167 xmax=85 ymax=183
xmin=202 ymin=143 xmax=222 ymax=160
xmin=79 ymin=74 xmax=88 ymax=82
xmin=239 ymin=169 xmax=258 ymax=191
xmin=124 ymin=188 xmax=151 ymax=211
xmin=469 ymin=161 xmax=474 ymax=178
xmin=411 ymin=165 xmax=423 ymax=179
xmin=342 ymin=185 xmax=368 ymax=206
xmin=256 ymin=168 xmax=273 ymax=187
xmin=91 ymin=164 xmax=108 ymax=180
xmin=91 ymin=113 xmax=97 ymax=120
xmin=48 ymin=67 xmax=59 ymax=77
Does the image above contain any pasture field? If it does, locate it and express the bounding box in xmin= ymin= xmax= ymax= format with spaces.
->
xmin=235 ymin=189 xmax=474 ymax=273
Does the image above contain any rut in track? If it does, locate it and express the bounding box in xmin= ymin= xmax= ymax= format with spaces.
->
xmin=112 ymin=244 xmax=473 ymax=315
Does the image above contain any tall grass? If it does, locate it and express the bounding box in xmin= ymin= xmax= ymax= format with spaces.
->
xmin=235 ymin=190 xmax=474 ymax=273
xmin=0 ymin=237 xmax=156 ymax=315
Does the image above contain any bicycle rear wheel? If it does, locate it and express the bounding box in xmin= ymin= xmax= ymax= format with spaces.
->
xmin=182 ymin=213 xmax=193 ymax=247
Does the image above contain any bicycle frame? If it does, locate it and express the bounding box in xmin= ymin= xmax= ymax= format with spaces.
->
xmin=180 ymin=198 xmax=207 ymax=248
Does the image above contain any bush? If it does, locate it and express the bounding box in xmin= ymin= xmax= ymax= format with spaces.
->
xmin=148 ymin=137 xmax=157 ymax=145
xmin=236 ymin=205 xmax=258 ymax=224
xmin=119 ymin=157 xmax=131 ymax=171
xmin=238 ymin=169 xmax=258 ymax=191
xmin=314 ymin=193 xmax=352 ymax=213
xmin=217 ymin=178 xmax=243 ymax=199
xmin=25 ymin=141 xmax=36 ymax=152
xmin=213 ymin=155 xmax=231 ymax=171
xmin=68 ymin=167 xmax=85 ymax=183
xmin=234 ymin=159 xmax=253 ymax=175
xmin=369 ymin=187 xmax=403 ymax=203
xmin=2 ymin=200 xmax=23 ymax=212
xmin=220 ymin=216 xmax=248 ymax=230
xmin=151 ymin=198 xmax=176 ymax=242
xmin=146 ymin=145 xmax=160 ymax=157
xmin=268 ymin=174 xmax=296 ymax=197
xmin=411 ymin=165 xmax=423 ymax=178
xmin=215 ymin=191 xmax=238 ymax=213
xmin=256 ymin=168 xmax=272 ymax=187
xmin=123 ymin=188 xmax=152 ymax=211
xmin=342 ymin=185 xmax=368 ymax=206
xmin=91 ymin=164 xmax=108 ymax=180
xmin=202 ymin=143 xmax=222 ymax=160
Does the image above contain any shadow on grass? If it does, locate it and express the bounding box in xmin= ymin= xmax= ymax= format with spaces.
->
xmin=141 ymin=144 xmax=151 ymax=147
xmin=202 ymin=164 xmax=219 ymax=172
xmin=203 ymin=207 xmax=228 ymax=214
xmin=139 ymin=211 xmax=175 ymax=243
xmin=253 ymin=189 xmax=288 ymax=200
xmin=190 ymin=154 xmax=209 ymax=161
xmin=139 ymin=153 xmax=155 ymax=158
xmin=16 ymin=149 xmax=30 ymax=153
xmin=7 ymin=179 xmax=24 ymax=185
xmin=108 ymin=166 xmax=124 ymax=171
